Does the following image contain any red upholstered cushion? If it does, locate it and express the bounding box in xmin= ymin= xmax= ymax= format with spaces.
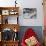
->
xmin=24 ymin=28 xmax=36 ymax=39
xmin=21 ymin=28 xmax=41 ymax=46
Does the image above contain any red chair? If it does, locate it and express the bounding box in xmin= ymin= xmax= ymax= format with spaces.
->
xmin=21 ymin=28 xmax=41 ymax=46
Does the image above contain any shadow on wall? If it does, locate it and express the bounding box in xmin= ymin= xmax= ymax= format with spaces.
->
xmin=18 ymin=26 xmax=43 ymax=44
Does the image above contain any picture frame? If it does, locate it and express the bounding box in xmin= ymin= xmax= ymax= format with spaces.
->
xmin=23 ymin=8 xmax=37 ymax=19
xmin=9 ymin=10 xmax=18 ymax=15
xmin=2 ymin=10 xmax=9 ymax=15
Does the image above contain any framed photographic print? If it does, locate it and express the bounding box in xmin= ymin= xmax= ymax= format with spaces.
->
xmin=9 ymin=10 xmax=15 ymax=15
xmin=10 ymin=11 xmax=18 ymax=15
xmin=9 ymin=9 xmax=18 ymax=15
xmin=23 ymin=8 xmax=37 ymax=19
xmin=2 ymin=10 xmax=9 ymax=15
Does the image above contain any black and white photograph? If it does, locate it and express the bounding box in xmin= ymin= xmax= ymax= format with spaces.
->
xmin=23 ymin=8 xmax=37 ymax=19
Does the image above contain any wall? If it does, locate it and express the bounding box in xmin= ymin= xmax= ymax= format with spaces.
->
xmin=0 ymin=0 xmax=15 ymax=7
xmin=0 ymin=0 xmax=43 ymax=26
xmin=18 ymin=0 xmax=44 ymax=26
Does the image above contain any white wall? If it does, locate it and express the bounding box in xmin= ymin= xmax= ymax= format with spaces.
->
xmin=17 ymin=0 xmax=44 ymax=26
xmin=0 ymin=0 xmax=43 ymax=26
xmin=0 ymin=0 xmax=15 ymax=7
